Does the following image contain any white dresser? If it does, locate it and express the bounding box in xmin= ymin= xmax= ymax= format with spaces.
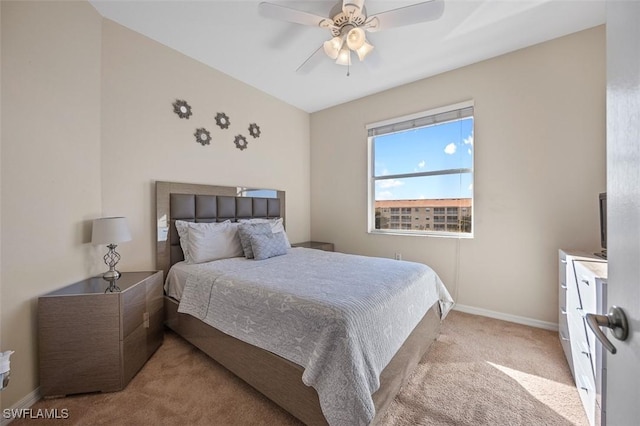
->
xmin=558 ymin=249 xmax=607 ymax=426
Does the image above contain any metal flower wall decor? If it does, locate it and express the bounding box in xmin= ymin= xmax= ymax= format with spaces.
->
xmin=234 ymin=135 xmax=248 ymax=151
xmin=194 ymin=128 xmax=212 ymax=146
xmin=248 ymin=123 xmax=261 ymax=139
xmin=172 ymin=100 xmax=192 ymax=119
xmin=171 ymin=99 xmax=262 ymax=151
xmin=215 ymin=112 xmax=231 ymax=129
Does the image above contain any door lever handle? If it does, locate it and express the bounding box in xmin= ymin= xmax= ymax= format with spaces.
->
xmin=585 ymin=306 xmax=629 ymax=354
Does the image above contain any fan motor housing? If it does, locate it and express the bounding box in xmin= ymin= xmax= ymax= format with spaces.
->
xmin=329 ymin=5 xmax=367 ymax=37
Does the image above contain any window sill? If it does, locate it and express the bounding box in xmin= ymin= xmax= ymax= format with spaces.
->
xmin=368 ymin=229 xmax=474 ymax=239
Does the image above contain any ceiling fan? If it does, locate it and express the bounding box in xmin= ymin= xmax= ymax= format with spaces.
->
xmin=258 ymin=0 xmax=445 ymax=71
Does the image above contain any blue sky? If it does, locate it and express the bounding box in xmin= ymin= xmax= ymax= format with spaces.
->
xmin=374 ymin=118 xmax=474 ymax=200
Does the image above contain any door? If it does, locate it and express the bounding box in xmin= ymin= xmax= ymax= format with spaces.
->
xmin=605 ymin=2 xmax=640 ymax=424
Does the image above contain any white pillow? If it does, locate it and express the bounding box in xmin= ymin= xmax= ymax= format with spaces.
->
xmin=175 ymin=220 xmax=243 ymax=264
xmin=238 ymin=218 xmax=291 ymax=248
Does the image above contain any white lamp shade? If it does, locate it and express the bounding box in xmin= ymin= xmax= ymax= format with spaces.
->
xmin=356 ymin=41 xmax=374 ymax=61
xmin=323 ymin=37 xmax=343 ymax=60
xmin=336 ymin=46 xmax=352 ymax=66
xmin=91 ymin=217 xmax=132 ymax=245
xmin=346 ymin=27 xmax=366 ymax=51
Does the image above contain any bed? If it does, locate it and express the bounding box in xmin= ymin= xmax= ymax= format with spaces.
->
xmin=156 ymin=181 xmax=453 ymax=426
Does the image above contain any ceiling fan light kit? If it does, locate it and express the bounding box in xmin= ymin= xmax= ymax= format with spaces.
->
xmin=323 ymin=37 xmax=343 ymax=60
xmin=259 ymin=0 xmax=444 ymax=72
xmin=336 ymin=45 xmax=352 ymax=66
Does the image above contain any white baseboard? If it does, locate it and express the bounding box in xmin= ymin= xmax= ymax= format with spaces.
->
xmin=1 ymin=387 xmax=41 ymax=426
xmin=453 ymin=304 xmax=559 ymax=331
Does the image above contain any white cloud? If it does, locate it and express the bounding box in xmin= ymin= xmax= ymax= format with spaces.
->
xmin=464 ymin=132 xmax=474 ymax=146
xmin=469 ymin=183 xmax=473 ymax=191
xmin=444 ymin=143 xmax=457 ymax=155
xmin=377 ymin=191 xmax=394 ymax=200
xmin=468 ymin=148 xmax=472 ymax=155
xmin=376 ymin=179 xmax=404 ymax=189
xmin=418 ymin=160 xmax=426 ymax=168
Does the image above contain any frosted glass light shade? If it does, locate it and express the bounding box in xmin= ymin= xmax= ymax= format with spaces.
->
xmin=91 ymin=217 xmax=132 ymax=245
xmin=356 ymin=41 xmax=374 ymax=61
xmin=323 ymin=37 xmax=343 ymax=60
xmin=336 ymin=46 xmax=352 ymax=66
xmin=346 ymin=27 xmax=366 ymax=51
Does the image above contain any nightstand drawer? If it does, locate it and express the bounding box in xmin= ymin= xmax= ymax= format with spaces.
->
xmin=123 ymin=324 xmax=148 ymax=385
xmin=146 ymin=272 xmax=164 ymax=315
xmin=122 ymin=281 xmax=146 ymax=339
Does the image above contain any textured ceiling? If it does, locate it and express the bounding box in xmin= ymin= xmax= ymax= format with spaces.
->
xmin=90 ymin=0 xmax=606 ymax=113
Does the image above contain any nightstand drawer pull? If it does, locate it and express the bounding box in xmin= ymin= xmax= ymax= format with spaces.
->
xmin=143 ymin=312 xmax=150 ymax=328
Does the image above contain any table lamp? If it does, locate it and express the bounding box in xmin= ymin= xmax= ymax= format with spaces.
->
xmin=91 ymin=217 xmax=132 ymax=288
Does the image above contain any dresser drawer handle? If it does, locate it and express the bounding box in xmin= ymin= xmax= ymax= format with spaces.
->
xmin=561 ymin=284 xmax=568 ymax=290
xmin=561 ymin=259 xmax=567 ymax=264
xmin=559 ymin=331 xmax=569 ymax=341
xmin=581 ymin=279 xmax=590 ymax=285
xmin=560 ymin=307 xmax=567 ymax=315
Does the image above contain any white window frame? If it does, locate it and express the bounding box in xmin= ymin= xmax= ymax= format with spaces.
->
xmin=367 ymin=101 xmax=474 ymax=237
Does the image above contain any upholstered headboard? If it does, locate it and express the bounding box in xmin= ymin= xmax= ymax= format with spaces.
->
xmin=155 ymin=181 xmax=285 ymax=278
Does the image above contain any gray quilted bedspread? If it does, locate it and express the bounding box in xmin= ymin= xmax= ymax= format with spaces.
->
xmin=177 ymin=248 xmax=453 ymax=426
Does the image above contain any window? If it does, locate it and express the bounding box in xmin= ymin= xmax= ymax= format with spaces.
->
xmin=368 ymin=101 xmax=474 ymax=237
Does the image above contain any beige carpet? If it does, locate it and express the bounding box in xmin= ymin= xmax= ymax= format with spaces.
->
xmin=14 ymin=311 xmax=588 ymax=425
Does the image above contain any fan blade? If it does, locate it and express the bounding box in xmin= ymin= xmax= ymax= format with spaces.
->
xmin=296 ymin=46 xmax=325 ymax=75
xmin=365 ymin=0 xmax=444 ymax=32
xmin=259 ymin=2 xmax=334 ymax=28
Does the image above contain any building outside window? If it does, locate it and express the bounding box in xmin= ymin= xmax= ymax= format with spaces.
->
xmin=368 ymin=101 xmax=474 ymax=237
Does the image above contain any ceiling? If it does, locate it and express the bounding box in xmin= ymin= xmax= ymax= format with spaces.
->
xmin=89 ymin=0 xmax=606 ymax=113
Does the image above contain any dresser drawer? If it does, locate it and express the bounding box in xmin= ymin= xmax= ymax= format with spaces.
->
xmin=575 ymin=262 xmax=597 ymax=313
xmin=575 ymin=359 xmax=597 ymax=426
xmin=566 ymin=261 xmax=583 ymax=314
xmin=569 ymin=326 xmax=594 ymax=379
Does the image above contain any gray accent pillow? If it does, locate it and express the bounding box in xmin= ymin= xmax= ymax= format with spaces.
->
xmin=249 ymin=231 xmax=289 ymax=261
xmin=237 ymin=222 xmax=272 ymax=259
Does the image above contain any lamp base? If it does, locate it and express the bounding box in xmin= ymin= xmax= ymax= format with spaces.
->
xmin=103 ymin=277 xmax=121 ymax=293
xmin=102 ymin=270 xmax=121 ymax=280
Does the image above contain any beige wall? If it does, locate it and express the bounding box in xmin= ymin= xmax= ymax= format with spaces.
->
xmin=0 ymin=1 xmax=310 ymax=409
xmin=99 ymin=20 xmax=310 ymax=273
xmin=1 ymin=1 xmax=103 ymax=407
xmin=0 ymin=0 xmax=3 ymax=410
xmin=310 ymin=26 xmax=606 ymax=325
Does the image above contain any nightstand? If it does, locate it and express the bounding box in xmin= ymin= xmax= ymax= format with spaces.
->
xmin=291 ymin=241 xmax=334 ymax=252
xmin=38 ymin=271 xmax=164 ymax=397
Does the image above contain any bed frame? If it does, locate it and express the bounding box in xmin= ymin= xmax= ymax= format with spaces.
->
xmin=155 ymin=181 xmax=442 ymax=425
